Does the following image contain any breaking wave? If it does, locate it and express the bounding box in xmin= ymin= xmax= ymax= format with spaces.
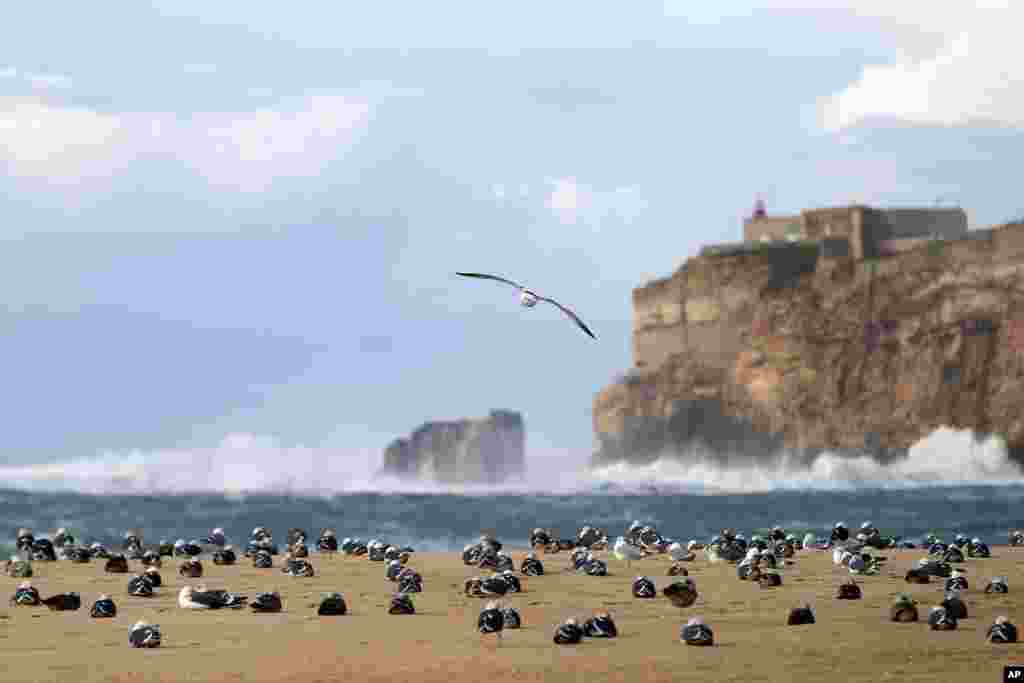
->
xmin=0 ymin=433 xmax=590 ymax=497
xmin=587 ymin=427 xmax=1024 ymax=494
xmin=0 ymin=428 xmax=1020 ymax=497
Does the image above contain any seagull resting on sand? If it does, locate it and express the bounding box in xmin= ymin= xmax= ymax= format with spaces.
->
xmin=455 ymin=272 xmax=596 ymax=339
xmin=178 ymin=585 xmax=247 ymax=609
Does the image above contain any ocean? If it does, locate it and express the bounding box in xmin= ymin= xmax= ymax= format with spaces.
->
xmin=1 ymin=427 xmax=1021 ymax=552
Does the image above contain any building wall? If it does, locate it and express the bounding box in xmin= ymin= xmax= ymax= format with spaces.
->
xmin=882 ymin=208 xmax=967 ymax=239
xmin=801 ymin=206 xmax=968 ymax=259
xmin=859 ymin=208 xmax=889 ymax=259
xmin=862 ymin=207 xmax=968 ymax=257
xmin=851 ymin=207 xmax=867 ymax=260
xmin=746 ymin=207 xmax=968 ymax=255
xmin=819 ymin=237 xmax=851 ymax=258
xmin=743 ymin=216 xmax=804 ymax=243
xmin=802 ymin=207 xmax=855 ymax=239
xmin=801 ymin=206 xmax=867 ymax=259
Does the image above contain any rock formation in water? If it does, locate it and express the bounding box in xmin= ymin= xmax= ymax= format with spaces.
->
xmin=593 ymin=208 xmax=1024 ymax=469
xmin=379 ymin=410 xmax=526 ymax=484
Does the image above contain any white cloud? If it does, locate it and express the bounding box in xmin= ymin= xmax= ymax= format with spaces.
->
xmin=544 ymin=176 xmax=596 ymax=224
xmin=0 ymin=97 xmax=121 ymax=177
xmin=813 ymin=2 xmax=1024 ymax=130
xmin=0 ymin=94 xmax=372 ymax=191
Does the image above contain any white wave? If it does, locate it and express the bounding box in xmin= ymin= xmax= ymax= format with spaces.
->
xmin=0 ymin=433 xmax=590 ymax=497
xmin=0 ymin=427 xmax=1020 ymax=496
xmin=587 ymin=427 xmax=1024 ymax=494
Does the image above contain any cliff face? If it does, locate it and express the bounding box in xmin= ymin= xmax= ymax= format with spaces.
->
xmin=379 ymin=410 xmax=526 ymax=484
xmin=593 ymin=222 xmax=1024 ymax=469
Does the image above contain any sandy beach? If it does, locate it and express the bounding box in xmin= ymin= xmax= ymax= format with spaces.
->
xmin=0 ymin=546 xmax=1019 ymax=683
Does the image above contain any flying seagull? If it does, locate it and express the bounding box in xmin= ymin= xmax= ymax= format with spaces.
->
xmin=455 ymin=272 xmax=596 ymax=339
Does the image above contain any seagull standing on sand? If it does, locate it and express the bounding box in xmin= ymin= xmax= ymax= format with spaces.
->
xmin=454 ymin=272 xmax=596 ymax=339
xmin=613 ymin=537 xmax=643 ymax=568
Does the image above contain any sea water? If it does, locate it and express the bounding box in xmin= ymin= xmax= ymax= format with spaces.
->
xmin=1 ymin=426 xmax=1021 ymax=551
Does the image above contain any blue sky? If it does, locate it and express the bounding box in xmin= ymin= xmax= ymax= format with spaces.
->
xmin=2 ymin=2 xmax=1022 ymax=471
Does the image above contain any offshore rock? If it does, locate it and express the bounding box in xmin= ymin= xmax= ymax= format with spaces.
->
xmin=379 ymin=411 xmax=525 ymax=484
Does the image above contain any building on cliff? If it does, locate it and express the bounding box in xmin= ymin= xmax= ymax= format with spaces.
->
xmin=742 ymin=204 xmax=968 ymax=260
xmin=595 ymin=207 xmax=1024 ymax=470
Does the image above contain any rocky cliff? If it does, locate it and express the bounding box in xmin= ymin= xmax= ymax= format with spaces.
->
xmin=593 ymin=221 xmax=1024 ymax=469
xmin=378 ymin=410 xmax=526 ymax=484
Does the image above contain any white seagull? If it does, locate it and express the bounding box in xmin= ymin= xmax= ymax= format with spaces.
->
xmin=668 ymin=542 xmax=690 ymax=562
xmin=613 ymin=536 xmax=643 ymax=568
xmin=178 ymin=585 xmax=247 ymax=610
xmin=455 ymin=272 xmax=596 ymax=339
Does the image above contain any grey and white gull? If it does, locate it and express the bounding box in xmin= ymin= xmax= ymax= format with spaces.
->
xmin=455 ymin=272 xmax=596 ymax=339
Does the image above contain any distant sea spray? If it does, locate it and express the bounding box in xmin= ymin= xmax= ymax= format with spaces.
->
xmin=0 ymin=427 xmax=1019 ymax=497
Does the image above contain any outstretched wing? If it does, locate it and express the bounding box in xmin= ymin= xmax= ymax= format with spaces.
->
xmin=538 ymin=297 xmax=596 ymax=339
xmin=455 ymin=272 xmax=525 ymax=290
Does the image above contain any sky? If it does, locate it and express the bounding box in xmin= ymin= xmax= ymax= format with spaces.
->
xmin=2 ymin=1 xmax=1023 ymax=471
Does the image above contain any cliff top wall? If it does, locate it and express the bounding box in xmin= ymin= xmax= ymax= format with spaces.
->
xmin=742 ymin=204 xmax=968 ymax=260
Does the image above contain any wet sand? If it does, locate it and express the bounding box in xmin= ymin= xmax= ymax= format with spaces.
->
xmin=0 ymin=547 xmax=1019 ymax=683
